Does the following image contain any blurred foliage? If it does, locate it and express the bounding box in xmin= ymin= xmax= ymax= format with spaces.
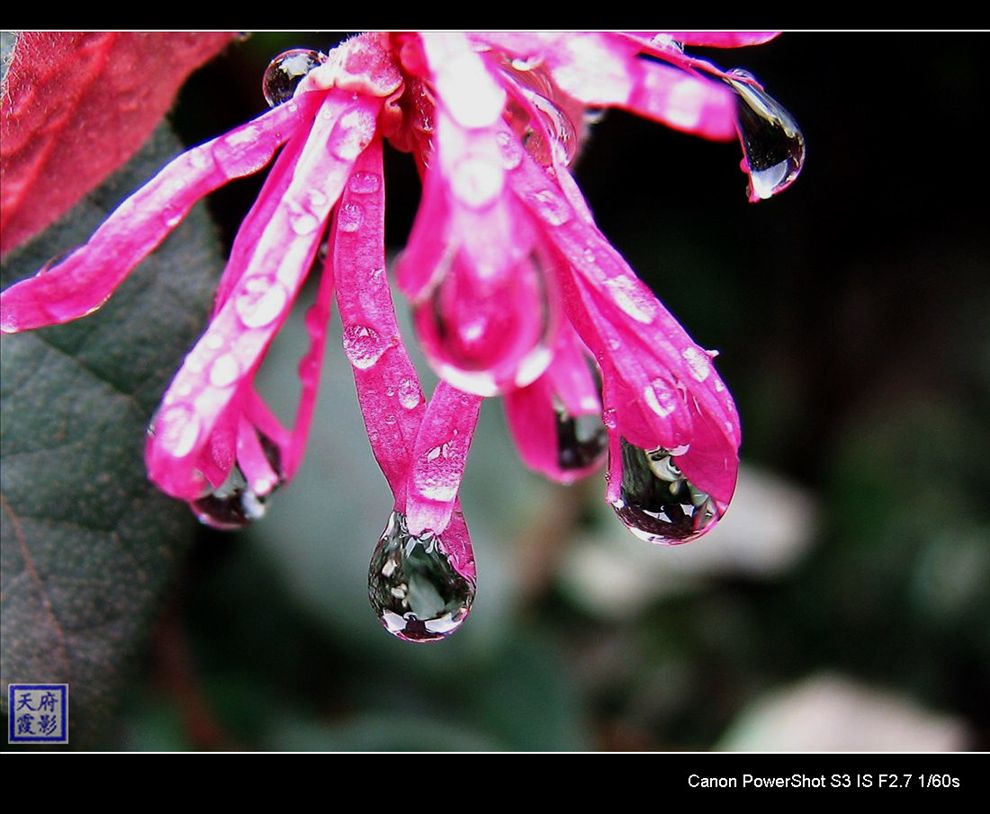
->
xmin=4 ymin=33 xmax=987 ymax=751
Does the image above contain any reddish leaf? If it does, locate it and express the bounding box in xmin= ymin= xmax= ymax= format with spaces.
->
xmin=0 ymin=32 xmax=237 ymax=256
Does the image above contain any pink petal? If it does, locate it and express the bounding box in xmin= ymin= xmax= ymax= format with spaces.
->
xmin=0 ymin=95 xmax=320 ymax=333
xmin=332 ymin=137 xmax=476 ymax=577
xmin=146 ymin=90 xmax=380 ymax=499
xmin=507 ymin=138 xmax=740 ymax=504
xmin=333 ymin=138 xmax=424 ymax=496
xmin=405 ymin=382 xmax=483 ymax=537
xmin=504 ymin=322 xmax=604 ymax=484
xmin=662 ymin=32 xmax=780 ymax=48
xmin=542 ymin=33 xmax=737 ymax=141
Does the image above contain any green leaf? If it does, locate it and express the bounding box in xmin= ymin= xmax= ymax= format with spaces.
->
xmin=1 ymin=124 xmax=223 ymax=748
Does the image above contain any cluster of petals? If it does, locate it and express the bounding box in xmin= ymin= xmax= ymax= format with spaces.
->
xmin=1 ymin=32 xmax=792 ymax=627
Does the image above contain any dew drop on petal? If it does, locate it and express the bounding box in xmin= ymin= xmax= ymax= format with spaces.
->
xmin=397 ymin=377 xmax=422 ymax=410
xmin=610 ymin=439 xmax=722 ymax=545
xmin=681 ymin=346 xmax=711 ymax=382
xmin=290 ymin=212 xmax=320 ymax=236
xmin=726 ymin=69 xmax=805 ymax=202
xmin=495 ymin=131 xmax=523 ymax=170
xmin=337 ymin=202 xmax=364 ymax=233
xmin=529 ymin=188 xmax=572 ymax=227
xmin=235 ymin=276 xmax=289 ymax=329
xmin=348 ymin=171 xmax=381 ymax=194
xmin=208 ymin=353 xmax=241 ymax=388
xmin=368 ymin=511 xmax=475 ymax=643
xmin=156 ymin=404 xmax=202 ymax=458
xmin=342 ymin=324 xmax=389 ymax=369
xmin=262 ymin=48 xmax=325 ymax=107
xmin=555 ymin=408 xmax=607 ymax=472
xmin=191 ymin=440 xmax=283 ymax=530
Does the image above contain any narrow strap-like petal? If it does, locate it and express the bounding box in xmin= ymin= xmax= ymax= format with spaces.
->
xmin=507 ymin=139 xmax=740 ymax=504
xmin=0 ymin=95 xmax=321 ymax=333
xmin=146 ymin=90 xmax=380 ymax=499
xmin=333 ymin=138 xmax=424 ymax=495
xmin=332 ymin=137 xmax=476 ymax=575
xmin=405 ymin=382 xmax=482 ymax=537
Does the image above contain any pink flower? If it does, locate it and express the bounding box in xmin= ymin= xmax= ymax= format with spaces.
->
xmin=0 ymin=32 xmax=803 ymax=642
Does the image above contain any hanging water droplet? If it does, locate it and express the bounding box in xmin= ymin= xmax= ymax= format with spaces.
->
xmin=610 ymin=439 xmax=722 ymax=545
xmin=726 ymin=69 xmax=805 ymax=202
xmin=368 ymin=511 xmax=475 ymax=643
xmin=497 ymin=58 xmax=579 ymax=168
xmin=262 ymin=48 xmax=324 ymax=107
xmin=191 ymin=437 xmax=283 ymax=530
xmin=555 ymin=408 xmax=607 ymax=472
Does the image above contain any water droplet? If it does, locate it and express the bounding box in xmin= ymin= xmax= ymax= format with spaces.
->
xmin=555 ymin=409 xmax=607 ymax=472
xmin=497 ymin=59 xmax=579 ymax=168
xmin=604 ymin=277 xmax=657 ymax=324
xmin=189 ymin=149 xmax=213 ymax=171
xmin=235 ymin=276 xmax=289 ymax=329
xmin=610 ymin=439 xmax=722 ymax=545
xmin=262 ymin=48 xmax=324 ymax=107
xmin=342 ymin=324 xmax=389 ymax=369
xmin=209 ymin=353 xmax=240 ymax=388
xmin=726 ymin=69 xmax=805 ymax=202
xmin=643 ymin=377 xmax=680 ymax=418
xmin=368 ymin=511 xmax=475 ymax=643
xmin=337 ymin=202 xmax=363 ymax=233
xmin=156 ymin=404 xmax=201 ymax=458
xmin=348 ymin=171 xmax=381 ymax=194
xmin=495 ymin=131 xmax=522 ymax=169
xmin=681 ymin=346 xmax=711 ymax=382
xmin=529 ymin=189 xmax=571 ymax=226
xmin=290 ymin=211 xmax=319 ymax=236
xmin=191 ymin=439 xmax=283 ymax=530
xmin=328 ymin=107 xmax=377 ymax=161
xmin=162 ymin=205 xmax=183 ymax=228
xmin=397 ymin=377 xmax=422 ymax=410
xmin=602 ymin=407 xmax=617 ymax=429
xmin=649 ymin=33 xmax=684 ymax=53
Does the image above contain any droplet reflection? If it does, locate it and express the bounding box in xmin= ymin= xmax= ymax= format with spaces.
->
xmin=262 ymin=49 xmax=325 ymax=107
xmin=726 ymin=69 xmax=805 ymax=202
xmin=610 ymin=439 xmax=721 ymax=544
xmin=368 ymin=511 xmax=475 ymax=643
xmin=555 ymin=408 xmax=607 ymax=472
xmin=191 ymin=437 xmax=283 ymax=530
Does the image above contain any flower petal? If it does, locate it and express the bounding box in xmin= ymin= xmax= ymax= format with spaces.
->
xmin=661 ymin=32 xmax=780 ymax=48
xmin=543 ymin=33 xmax=737 ymax=141
xmin=332 ymin=136 xmax=477 ymax=576
xmin=146 ymin=90 xmax=380 ymax=499
xmin=0 ymin=95 xmax=321 ymax=333
xmin=333 ymin=138 xmax=423 ymax=496
xmin=507 ymin=137 xmax=740 ymax=504
xmin=505 ymin=321 xmax=605 ymax=484
xmin=405 ymin=382 xmax=482 ymax=537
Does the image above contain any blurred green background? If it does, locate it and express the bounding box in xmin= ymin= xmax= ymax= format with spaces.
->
xmin=108 ymin=33 xmax=988 ymax=751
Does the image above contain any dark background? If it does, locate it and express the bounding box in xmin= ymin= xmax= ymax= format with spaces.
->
xmin=112 ymin=33 xmax=987 ymax=751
